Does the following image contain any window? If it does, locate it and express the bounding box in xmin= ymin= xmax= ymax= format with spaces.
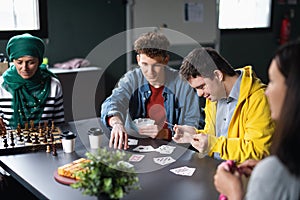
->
xmin=0 ymin=0 xmax=48 ymax=39
xmin=218 ymin=0 xmax=272 ymax=29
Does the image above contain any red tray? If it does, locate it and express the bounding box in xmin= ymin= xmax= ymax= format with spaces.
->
xmin=53 ymin=171 xmax=77 ymax=185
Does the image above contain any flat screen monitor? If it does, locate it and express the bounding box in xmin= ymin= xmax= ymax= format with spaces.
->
xmin=218 ymin=0 xmax=272 ymax=29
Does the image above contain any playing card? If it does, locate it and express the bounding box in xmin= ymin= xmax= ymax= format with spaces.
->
xmin=153 ymin=156 xmax=176 ymax=165
xmin=156 ymin=145 xmax=176 ymax=154
xmin=128 ymin=138 xmax=138 ymax=146
xmin=170 ymin=166 xmax=196 ymax=176
xmin=129 ymin=154 xmax=145 ymax=162
xmin=133 ymin=145 xmax=155 ymax=152
xmin=117 ymin=161 xmax=134 ymax=168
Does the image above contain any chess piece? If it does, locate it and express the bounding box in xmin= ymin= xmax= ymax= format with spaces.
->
xmin=0 ymin=122 xmax=7 ymax=137
xmin=10 ymin=132 xmax=15 ymax=147
xmin=52 ymin=142 xmax=57 ymax=156
xmin=47 ymin=127 xmax=51 ymax=138
xmin=1 ymin=129 xmax=5 ymax=137
xmin=38 ymin=128 xmax=43 ymax=137
xmin=50 ymin=132 xmax=54 ymax=144
xmin=19 ymin=133 xmax=24 ymax=142
xmin=17 ymin=125 xmax=22 ymax=136
xmin=46 ymin=145 xmax=51 ymax=153
xmin=17 ymin=123 xmax=21 ymax=133
xmin=43 ymin=134 xmax=48 ymax=144
xmin=3 ymin=137 xmax=8 ymax=148
xmin=24 ymin=122 xmax=29 ymax=131
xmin=51 ymin=120 xmax=55 ymax=131
xmin=38 ymin=122 xmax=42 ymax=130
xmin=33 ymin=133 xmax=39 ymax=144
xmin=26 ymin=132 xmax=32 ymax=143
xmin=0 ymin=118 xmax=6 ymax=136
xmin=30 ymin=120 xmax=35 ymax=131
xmin=44 ymin=121 xmax=48 ymax=130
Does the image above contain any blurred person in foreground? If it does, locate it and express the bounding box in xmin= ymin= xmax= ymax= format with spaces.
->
xmin=214 ymin=40 xmax=300 ymax=200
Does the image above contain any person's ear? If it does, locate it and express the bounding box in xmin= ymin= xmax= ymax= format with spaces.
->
xmin=163 ymin=55 xmax=169 ymax=64
xmin=136 ymin=54 xmax=140 ymax=63
xmin=213 ymin=70 xmax=223 ymax=82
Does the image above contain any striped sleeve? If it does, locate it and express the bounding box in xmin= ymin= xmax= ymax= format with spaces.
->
xmin=0 ymin=77 xmax=65 ymax=127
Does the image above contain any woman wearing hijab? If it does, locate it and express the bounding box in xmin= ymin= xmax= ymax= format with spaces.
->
xmin=0 ymin=33 xmax=64 ymax=130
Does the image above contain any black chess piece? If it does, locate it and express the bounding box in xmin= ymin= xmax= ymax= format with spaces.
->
xmin=50 ymin=132 xmax=54 ymax=144
xmin=26 ymin=132 xmax=32 ymax=143
xmin=3 ymin=137 xmax=8 ymax=148
xmin=33 ymin=134 xmax=40 ymax=144
xmin=10 ymin=132 xmax=15 ymax=147
xmin=43 ymin=134 xmax=47 ymax=144
xmin=19 ymin=134 xmax=24 ymax=142
xmin=52 ymin=143 xmax=57 ymax=156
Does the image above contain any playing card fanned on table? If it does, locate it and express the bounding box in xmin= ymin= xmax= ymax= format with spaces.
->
xmin=156 ymin=145 xmax=176 ymax=154
xmin=117 ymin=161 xmax=134 ymax=168
xmin=133 ymin=145 xmax=155 ymax=152
xmin=128 ymin=138 xmax=138 ymax=146
xmin=153 ymin=156 xmax=176 ymax=165
xmin=129 ymin=154 xmax=145 ymax=162
xmin=170 ymin=166 xmax=196 ymax=176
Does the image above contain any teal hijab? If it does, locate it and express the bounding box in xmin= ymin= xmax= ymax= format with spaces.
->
xmin=3 ymin=33 xmax=56 ymax=128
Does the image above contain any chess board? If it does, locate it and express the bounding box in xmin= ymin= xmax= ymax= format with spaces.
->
xmin=0 ymin=124 xmax=62 ymax=155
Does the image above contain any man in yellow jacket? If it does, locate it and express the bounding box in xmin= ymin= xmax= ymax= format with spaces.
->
xmin=173 ymin=47 xmax=275 ymax=163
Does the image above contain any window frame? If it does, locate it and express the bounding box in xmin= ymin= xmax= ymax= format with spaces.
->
xmin=0 ymin=0 xmax=48 ymax=40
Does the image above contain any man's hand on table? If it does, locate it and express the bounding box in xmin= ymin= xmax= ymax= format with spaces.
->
xmin=109 ymin=123 xmax=129 ymax=150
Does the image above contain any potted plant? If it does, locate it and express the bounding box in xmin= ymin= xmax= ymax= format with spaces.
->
xmin=71 ymin=148 xmax=140 ymax=199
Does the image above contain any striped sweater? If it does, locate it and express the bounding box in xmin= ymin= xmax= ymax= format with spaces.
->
xmin=0 ymin=76 xmax=65 ymax=128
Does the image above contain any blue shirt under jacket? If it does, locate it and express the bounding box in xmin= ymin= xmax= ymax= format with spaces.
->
xmin=100 ymin=66 xmax=203 ymax=136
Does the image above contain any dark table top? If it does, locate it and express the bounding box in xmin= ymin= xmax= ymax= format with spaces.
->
xmin=0 ymin=118 xmax=221 ymax=200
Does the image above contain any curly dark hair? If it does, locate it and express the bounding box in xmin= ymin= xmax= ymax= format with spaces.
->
xmin=134 ymin=32 xmax=170 ymax=58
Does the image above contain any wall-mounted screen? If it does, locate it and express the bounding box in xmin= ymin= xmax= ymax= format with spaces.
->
xmin=218 ymin=0 xmax=272 ymax=29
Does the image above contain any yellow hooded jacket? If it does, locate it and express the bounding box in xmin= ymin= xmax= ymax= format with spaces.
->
xmin=197 ymin=66 xmax=275 ymax=163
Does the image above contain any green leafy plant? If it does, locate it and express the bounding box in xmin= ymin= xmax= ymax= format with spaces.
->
xmin=71 ymin=148 xmax=140 ymax=199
